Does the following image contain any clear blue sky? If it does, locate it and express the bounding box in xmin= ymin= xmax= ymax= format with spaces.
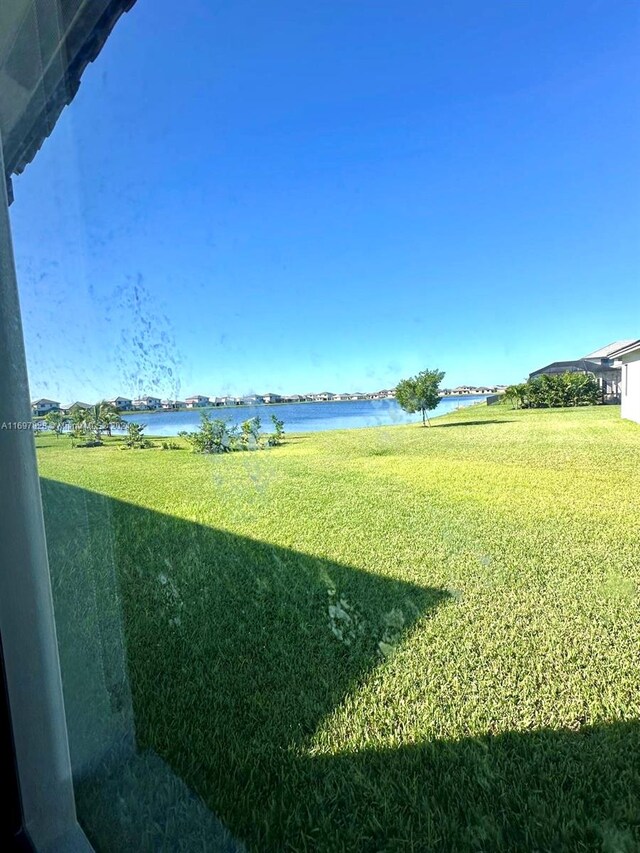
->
xmin=9 ymin=0 xmax=640 ymax=402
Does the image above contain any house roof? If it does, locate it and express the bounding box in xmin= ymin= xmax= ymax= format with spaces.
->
xmin=1 ymin=0 xmax=136 ymax=201
xmin=607 ymin=339 xmax=640 ymax=359
xmin=529 ymin=360 xmax=604 ymax=377
xmin=582 ymin=340 xmax=637 ymax=360
xmin=31 ymin=398 xmax=59 ymax=405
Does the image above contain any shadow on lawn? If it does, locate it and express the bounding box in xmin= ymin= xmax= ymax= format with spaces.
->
xmin=431 ymin=419 xmax=514 ymax=428
xmin=40 ymin=478 xmax=640 ymax=852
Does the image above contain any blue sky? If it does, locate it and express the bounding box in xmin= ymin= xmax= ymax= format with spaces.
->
xmin=9 ymin=0 xmax=640 ymax=402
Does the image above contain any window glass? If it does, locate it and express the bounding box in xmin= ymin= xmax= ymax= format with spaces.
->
xmin=5 ymin=1 xmax=640 ymax=850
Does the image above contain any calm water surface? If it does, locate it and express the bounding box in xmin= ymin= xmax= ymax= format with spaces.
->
xmin=121 ymin=395 xmax=487 ymax=437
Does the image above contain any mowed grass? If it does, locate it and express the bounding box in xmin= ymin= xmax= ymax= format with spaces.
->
xmin=36 ymin=404 xmax=640 ymax=851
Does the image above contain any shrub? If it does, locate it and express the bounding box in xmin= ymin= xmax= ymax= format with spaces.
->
xmin=240 ymin=416 xmax=261 ymax=450
xmin=505 ymin=372 xmax=600 ymax=409
xmin=181 ymin=412 xmax=284 ymax=454
xmin=267 ymin=414 xmax=285 ymax=446
xmin=123 ymin=422 xmax=152 ymax=449
xmin=180 ymin=414 xmax=231 ymax=453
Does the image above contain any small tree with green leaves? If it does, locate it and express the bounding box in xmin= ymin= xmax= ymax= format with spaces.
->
xmin=180 ymin=412 xmax=230 ymax=453
xmin=504 ymin=385 xmax=521 ymax=409
xmin=124 ymin=422 xmax=151 ymax=449
xmin=101 ymin=404 xmax=127 ymax=436
xmin=504 ymin=383 xmax=529 ymax=409
xmin=240 ymin=416 xmax=261 ymax=450
xmin=395 ymin=369 xmax=445 ymax=426
xmin=86 ymin=402 xmax=108 ymax=441
xmin=69 ymin=407 xmax=89 ymax=436
xmin=268 ymin=413 xmax=285 ymax=446
xmin=44 ymin=410 xmax=67 ymax=437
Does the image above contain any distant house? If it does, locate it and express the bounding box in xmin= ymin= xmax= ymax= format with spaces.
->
xmin=240 ymin=395 xmax=264 ymax=406
xmin=107 ymin=396 xmax=133 ymax=412
xmin=132 ymin=396 xmax=162 ymax=410
xmin=61 ymin=402 xmax=92 ymax=414
xmin=185 ymin=395 xmax=210 ymax=408
xmin=529 ymin=340 xmax=635 ymax=403
xmin=349 ymin=392 xmax=366 ymax=400
xmin=31 ymin=399 xmax=60 ymax=416
xmin=334 ymin=393 xmax=351 ymax=401
xmin=610 ymin=340 xmax=640 ymax=423
xmin=161 ymin=399 xmax=185 ymax=410
xmin=312 ymin=392 xmax=333 ymax=402
xmin=219 ymin=396 xmax=240 ymax=406
xmin=262 ymin=393 xmax=282 ymax=404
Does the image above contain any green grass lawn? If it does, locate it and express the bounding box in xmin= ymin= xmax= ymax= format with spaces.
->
xmin=35 ymin=403 xmax=640 ymax=852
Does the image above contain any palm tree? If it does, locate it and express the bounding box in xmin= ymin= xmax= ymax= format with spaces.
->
xmin=505 ymin=383 xmax=528 ymax=409
xmin=514 ymin=383 xmax=529 ymax=409
xmin=101 ymin=404 xmax=127 ymax=436
xmin=44 ymin=410 xmax=67 ymax=437
xmin=86 ymin=402 xmax=110 ymax=441
xmin=504 ymin=385 xmax=520 ymax=409
xmin=70 ymin=407 xmax=89 ymax=435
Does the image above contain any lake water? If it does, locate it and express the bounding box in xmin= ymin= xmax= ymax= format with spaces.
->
xmin=121 ymin=395 xmax=487 ymax=436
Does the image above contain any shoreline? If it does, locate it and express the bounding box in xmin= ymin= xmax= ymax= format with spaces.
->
xmin=119 ymin=393 xmax=488 ymax=416
xmin=34 ymin=399 xmax=492 ymax=443
xmin=121 ymin=397 xmax=492 ymax=439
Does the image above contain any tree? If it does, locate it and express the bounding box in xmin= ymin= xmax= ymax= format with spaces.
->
xmin=395 ymin=369 xmax=445 ymax=426
xmin=82 ymin=400 xmax=125 ymax=440
xmin=101 ymin=404 xmax=127 ymax=436
xmin=86 ymin=402 xmax=108 ymax=441
xmin=69 ymin=407 xmax=89 ymax=435
xmin=504 ymin=384 xmax=524 ymax=409
xmin=269 ymin=413 xmax=285 ymax=445
xmin=124 ymin=422 xmax=151 ymax=449
xmin=180 ymin=412 xmax=232 ymax=453
xmin=44 ymin=410 xmax=67 ymax=437
xmin=240 ymin=416 xmax=261 ymax=449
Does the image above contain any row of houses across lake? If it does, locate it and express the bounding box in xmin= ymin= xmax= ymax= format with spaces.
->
xmin=31 ymin=391 xmax=396 ymax=416
xmin=31 ymin=385 xmax=506 ymax=417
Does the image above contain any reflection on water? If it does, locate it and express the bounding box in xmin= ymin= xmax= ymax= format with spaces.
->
xmin=122 ymin=395 xmax=487 ymax=436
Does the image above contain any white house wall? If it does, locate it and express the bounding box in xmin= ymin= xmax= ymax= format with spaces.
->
xmin=621 ymin=352 xmax=640 ymax=424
